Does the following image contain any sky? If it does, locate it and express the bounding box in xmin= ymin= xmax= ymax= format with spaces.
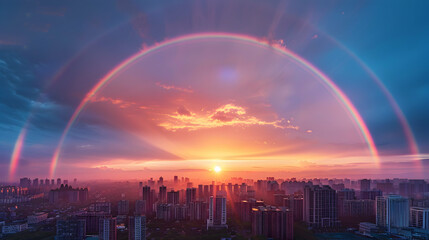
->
xmin=1 ymin=0 xmax=428 ymax=181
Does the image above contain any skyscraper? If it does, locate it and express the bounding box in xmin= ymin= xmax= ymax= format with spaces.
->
xmin=99 ymin=217 xmax=117 ymax=240
xmin=303 ymin=185 xmax=339 ymax=228
xmin=376 ymin=195 xmax=409 ymax=232
xmin=129 ymin=215 xmax=146 ymax=240
xmin=142 ymin=186 xmax=153 ymax=215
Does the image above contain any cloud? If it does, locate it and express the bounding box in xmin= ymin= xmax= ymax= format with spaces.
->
xmin=177 ymin=106 xmax=191 ymax=116
xmin=90 ymin=96 xmax=136 ymax=109
xmin=159 ymin=103 xmax=298 ymax=131
xmin=156 ymin=82 xmax=193 ymax=93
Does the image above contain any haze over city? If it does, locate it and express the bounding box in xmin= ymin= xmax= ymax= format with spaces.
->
xmin=1 ymin=1 xmax=428 ymax=182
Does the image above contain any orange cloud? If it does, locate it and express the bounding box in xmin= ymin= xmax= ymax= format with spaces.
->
xmin=159 ymin=103 xmax=299 ymax=131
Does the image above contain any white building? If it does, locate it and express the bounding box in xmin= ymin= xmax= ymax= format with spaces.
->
xmin=376 ymin=195 xmax=409 ymax=232
xmin=410 ymin=207 xmax=429 ymax=229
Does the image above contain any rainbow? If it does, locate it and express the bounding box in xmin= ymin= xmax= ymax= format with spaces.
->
xmin=321 ymin=33 xmax=420 ymax=159
xmin=48 ymin=32 xmax=380 ymax=178
xmin=9 ymin=127 xmax=27 ymax=181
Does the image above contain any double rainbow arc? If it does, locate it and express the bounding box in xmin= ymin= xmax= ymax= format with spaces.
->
xmin=47 ymin=32 xmax=380 ymax=178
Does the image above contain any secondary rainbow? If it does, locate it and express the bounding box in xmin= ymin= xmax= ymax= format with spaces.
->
xmin=9 ymin=127 xmax=27 ymax=181
xmin=49 ymin=32 xmax=380 ymax=178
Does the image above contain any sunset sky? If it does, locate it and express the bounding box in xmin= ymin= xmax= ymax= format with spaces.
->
xmin=1 ymin=1 xmax=428 ymax=181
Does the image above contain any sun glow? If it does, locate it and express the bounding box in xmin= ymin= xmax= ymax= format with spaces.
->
xmin=214 ymin=166 xmax=222 ymax=173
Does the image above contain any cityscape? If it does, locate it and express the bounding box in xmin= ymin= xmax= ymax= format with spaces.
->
xmin=1 ymin=176 xmax=429 ymax=239
xmin=1 ymin=1 xmax=429 ymax=240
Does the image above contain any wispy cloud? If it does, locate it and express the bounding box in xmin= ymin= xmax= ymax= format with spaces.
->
xmin=90 ymin=96 xmax=151 ymax=110
xmin=156 ymin=82 xmax=193 ymax=93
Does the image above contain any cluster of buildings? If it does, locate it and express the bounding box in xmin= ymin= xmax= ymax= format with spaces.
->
xmin=48 ymin=184 xmax=89 ymax=204
xmin=1 ymin=176 xmax=429 ymax=239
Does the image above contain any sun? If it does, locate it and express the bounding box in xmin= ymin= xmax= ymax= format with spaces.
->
xmin=214 ymin=166 xmax=221 ymax=173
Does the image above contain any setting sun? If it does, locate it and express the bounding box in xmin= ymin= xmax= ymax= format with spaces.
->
xmin=214 ymin=166 xmax=222 ymax=173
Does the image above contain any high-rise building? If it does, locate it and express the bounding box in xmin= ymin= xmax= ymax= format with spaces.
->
xmin=189 ymin=201 xmax=208 ymax=221
xmin=76 ymin=211 xmax=108 ymax=235
xmin=129 ymin=215 xmax=146 ymax=240
xmin=186 ymin=188 xmax=197 ymax=204
xmin=19 ymin=178 xmax=31 ymax=188
xmin=167 ymin=190 xmax=179 ymax=205
xmin=158 ymin=176 xmax=163 ymax=186
xmin=215 ymin=195 xmax=227 ymax=225
xmin=207 ymin=194 xmax=227 ymax=229
xmin=118 ymin=200 xmax=129 ymax=215
xmin=341 ymin=200 xmax=375 ymax=217
xmin=142 ymin=186 xmax=153 ymax=215
xmin=174 ymin=176 xmax=178 ymax=184
xmin=252 ymin=206 xmax=293 ymax=240
xmin=159 ymin=186 xmax=167 ymax=203
xmin=376 ymin=195 xmax=409 ymax=232
xmin=99 ymin=217 xmax=117 ymax=240
xmin=303 ymin=185 xmax=339 ymax=228
xmin=337 ymin=189 xmax=356 ymax=217
xmin=156 ymin=203 xmax=173 ymax=221
xmin=55 ymin=218 xmax=86 ymax=240
xmin=360 ymin=179 xmax=371 ymax=191
xmin=284 ymin=195 xmax=304 ymax=221
xmin=33 ymin=178 xmax=39 ymax=187
xmin=203 ymin=185 xmax=209 ymax=200
xmin=410 ymin=207 xmax=429 ymax=229
xmin=198 ymin=185 xmax=203 ymax=200
xmin=57 ymin=178 xmax=61 ymax=186
xmin=399 ymin=180 xmax=428 ymax=198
